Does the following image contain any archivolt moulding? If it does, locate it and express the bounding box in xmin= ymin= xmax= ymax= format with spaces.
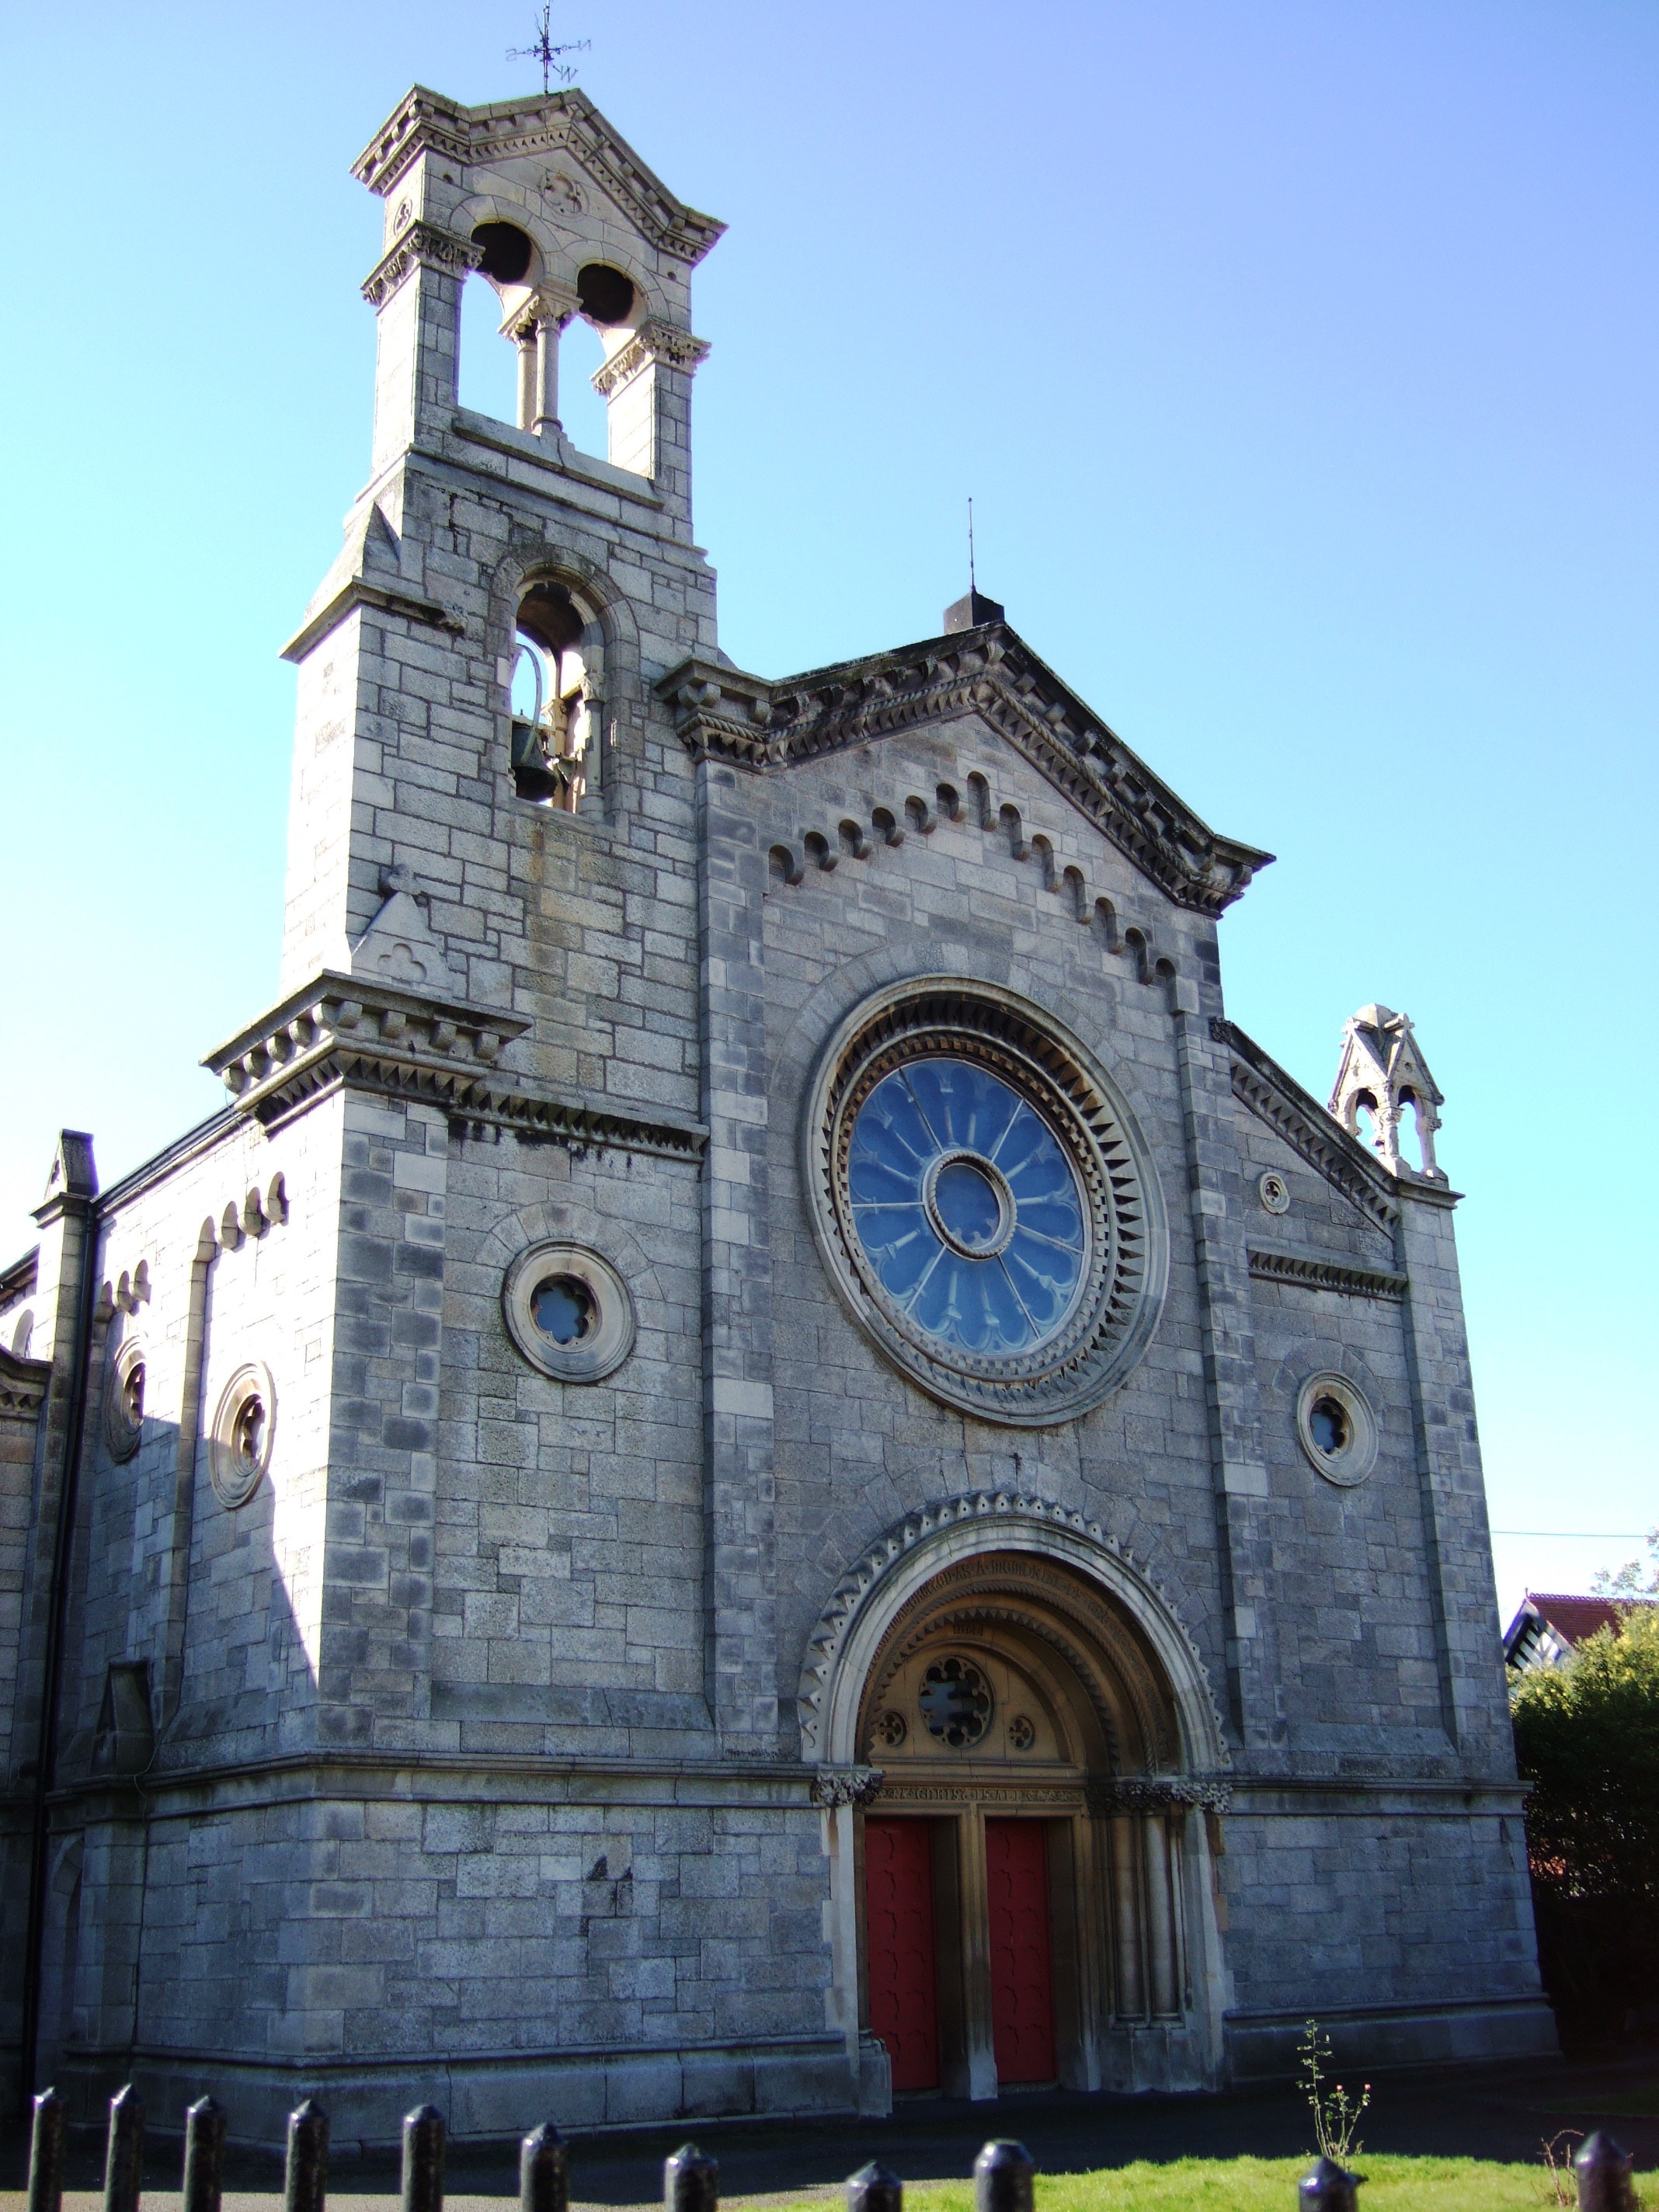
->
xmin=798 ymin=1488 xmax=1229 ymax=1776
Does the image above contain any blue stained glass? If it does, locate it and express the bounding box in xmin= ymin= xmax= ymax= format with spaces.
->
xmin=934 ymin=1159 xmax=1002 ymax=1250
xmin=847 ymin=1059 xmax=1087 ymax=1355
xmin=1012 ymin=1198 xmax=1085 ymax=1247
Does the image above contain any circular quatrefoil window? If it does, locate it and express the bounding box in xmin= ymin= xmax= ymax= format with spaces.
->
xmin=919 ymin=1657 xmax=993 ymax=1748
xmin=503 ymin=1242 xmax=636 ymax=1383
xmin=1296 ymin=1370 xmax=1379 ymax=1487
xmin=805 ymin=982 xmax=1168 ymax=1424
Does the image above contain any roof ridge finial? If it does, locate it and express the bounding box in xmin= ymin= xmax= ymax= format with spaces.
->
xmin=944 ymin=497 xmax=1004 ymax=635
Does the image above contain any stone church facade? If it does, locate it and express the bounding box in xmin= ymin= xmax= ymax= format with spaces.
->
xmin=0 ymin=85 xmax=1553 ymax=2143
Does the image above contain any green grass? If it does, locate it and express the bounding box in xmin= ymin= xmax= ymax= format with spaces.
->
xmin=896 ymin=2156 xmax=1651 ymax=2212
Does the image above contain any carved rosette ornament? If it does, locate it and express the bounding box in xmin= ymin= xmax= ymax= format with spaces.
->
xmin=809 ymin=1765 xmax=885 ymax=1810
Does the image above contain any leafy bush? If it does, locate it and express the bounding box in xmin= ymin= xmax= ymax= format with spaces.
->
xmin=1511 ymin=1605 xmax=1659 ymax=2034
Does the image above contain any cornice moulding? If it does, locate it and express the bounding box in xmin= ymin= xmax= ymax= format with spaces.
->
xmin=204 ymin=975 xmax=705 ymax=1161
xmin=352 ymin=86 xmax=725 ymax=266
xmin=657 ymin=625 xmax=1272 ymax=916
xmin=280 ymin=577 xmax=466 ymax=666
xmin=1247 ymin=1247 xmax=1408 ymax=1303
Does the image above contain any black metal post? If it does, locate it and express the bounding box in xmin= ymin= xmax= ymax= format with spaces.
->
xmin=1576 ymin=2136 xmax=1636 ymax=2212
xmin=1299 ymin=2158 xmax=1362 ymax=2212
xmin=26 ymin=2087 xmax=66 ymax=2212
xmin=402 ymin=2106 xmax=445 ymax=2212
xmin=103 ymin=2085 xmax=145 ymax=2212
xmin=974 ymin=2142 xmax=1035 ymax=2212
xmin=283 ymin=2099 xmax=329 ymax=2212
xmin=847 ymin=2162 xmax=903 ymax=2212
xmin=182 ymin=2097 xmax=227 ymax=2212
xmin=665 ymin=2143 xmax=718 ymax=2212
xmin=520 ymin=2122 xmax=569 ymax=2212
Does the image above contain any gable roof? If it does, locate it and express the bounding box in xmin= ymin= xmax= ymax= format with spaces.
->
xmin=659 ymin=619 xmax=1272 ymax=916
xmin=1504 ymin=1591 xmax=1658 ymax=1673
xmin=352 ymin=87 xmax=725 ymax=266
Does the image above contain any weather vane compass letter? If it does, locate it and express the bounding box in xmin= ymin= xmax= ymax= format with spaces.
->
xmin=508 ymin=5 xmax=590 ymax=92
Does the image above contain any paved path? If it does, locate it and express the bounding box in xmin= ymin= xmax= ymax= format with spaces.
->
xmin=3 ymin=2050 xmax=1655 ymax=2206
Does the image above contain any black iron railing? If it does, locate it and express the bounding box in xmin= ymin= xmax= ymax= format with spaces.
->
xmin=20 ymin=2085 xmax=1645 ymax=2212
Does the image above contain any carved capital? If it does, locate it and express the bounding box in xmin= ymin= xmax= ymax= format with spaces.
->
xmin=1085 ymin=1773 xmax=1233 ymax=1816
xmin=591 ymin=319 xmax=711 ymax=397
xmin=506 ymin=284 xmax=581 ymax=342
xmin=362 ymin=221 xmax=483 ymax=309
xmin=810 ymin=1764 xmax=885 ymax=1810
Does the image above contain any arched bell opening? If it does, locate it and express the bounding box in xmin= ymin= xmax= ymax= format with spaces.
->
xmin=840 ymin=1548 xmax=1223 ymax=2102
xmin=509 ymin=576 xmax=608 ymax=812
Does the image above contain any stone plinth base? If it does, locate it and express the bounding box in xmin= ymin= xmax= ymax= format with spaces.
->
xmin=52 ymin=2034 xmax=862 ymax=2150
xmin=1223 ymin=1995 xmax=1560 ymax=2083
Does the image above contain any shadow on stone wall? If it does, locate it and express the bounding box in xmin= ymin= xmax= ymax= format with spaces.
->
xmin=36 ymin=1393 xmax=319 ymax=2095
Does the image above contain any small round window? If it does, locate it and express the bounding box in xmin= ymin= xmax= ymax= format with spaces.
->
xmin=105 ymin=1339 xmax=147 ymax=1463
xmin=1296 ymin=1371 xmax=1379 ymax=1487
xmin=210 ymin=1362 xmax=276 ymax=1508
xmin=531 ymin=1275 xmax=595 ymax=1345
xmin=503 ymin=1242 xmax=635 ymax=1383
xmin=918 ymin=1657 xmax=993 ymax=1749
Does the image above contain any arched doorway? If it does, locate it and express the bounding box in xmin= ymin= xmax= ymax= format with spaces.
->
xmin=805 ymin=1501 xmax=1229 ymax=2102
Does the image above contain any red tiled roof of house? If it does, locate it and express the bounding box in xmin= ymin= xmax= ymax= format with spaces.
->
xmin=1525 ymin=1593 xmax=1656 ymax=1645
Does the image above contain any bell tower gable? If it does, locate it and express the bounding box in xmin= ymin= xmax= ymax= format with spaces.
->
xmin=352 ymin=86 xmax=722 ymax=504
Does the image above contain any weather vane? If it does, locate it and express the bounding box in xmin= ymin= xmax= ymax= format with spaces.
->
xmin=968 ymin=496 xmax=977 ymax=592
xmin=508 ymin=5 xmax=590 ymax=92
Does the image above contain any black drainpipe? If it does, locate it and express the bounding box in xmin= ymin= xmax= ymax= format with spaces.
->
xmin=19 ymin=1184 xmax=103 ymax=2099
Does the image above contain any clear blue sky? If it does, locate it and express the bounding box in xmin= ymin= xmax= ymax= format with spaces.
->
xmin=2 ymin=1 xmax=1653 ymax=1619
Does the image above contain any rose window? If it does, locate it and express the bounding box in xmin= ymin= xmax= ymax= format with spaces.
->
xmin=807 ymin=983 xmax=1168 ymax=1425
xmin=847 ymin=1059 xmax=1087 ymax=1357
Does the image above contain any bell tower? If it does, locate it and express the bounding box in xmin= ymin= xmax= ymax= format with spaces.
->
xmin=350 ymin=88 xmax=722 ymax=511
xmin=201 ymin=91 xmax=728 ymax=1778
xmin=270 ymin=86 xmax=724 ymax=1004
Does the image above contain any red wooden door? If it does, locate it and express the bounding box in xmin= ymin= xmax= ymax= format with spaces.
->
xmin=864 ymin=1819 xmax=940 ymax=2091
xmin=986 ymin=1818 xmax=1056 ymax=2083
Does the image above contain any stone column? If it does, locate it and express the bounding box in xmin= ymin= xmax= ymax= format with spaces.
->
xmin=1109 ymin=1812 xmax=1144 ymax=2019
xmin=515 ymin=320 xmax=538 ymax=432
xmin=507 ymin=287 xmax=578 ymax=438
xmin=958 ymin=1806 xmax=997 ymax=2099
xmin=1143 ymin=1813 xmax=1181 ymax=2018
xmin=533 ymin=311 xmax=561 ymax=436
